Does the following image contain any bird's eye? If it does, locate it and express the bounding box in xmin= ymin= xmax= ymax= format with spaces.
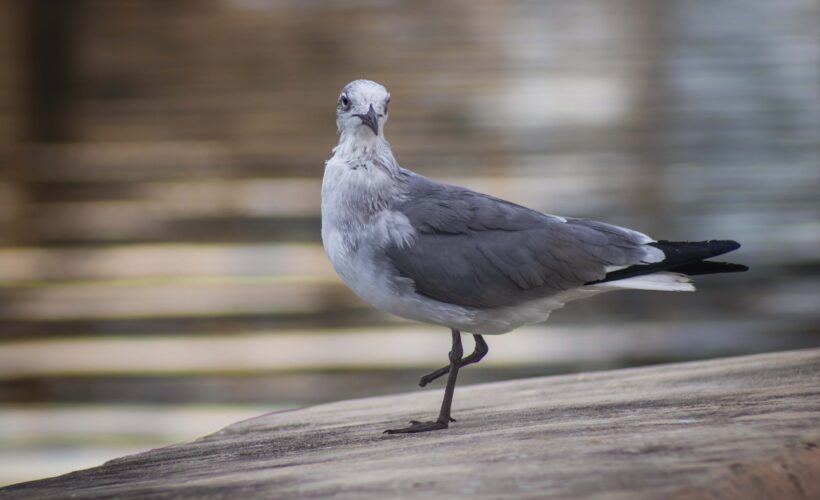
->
xmin=384 ymin=96 xmax=390 ymax=114
xmin=339 ymin=95 xmax=351 ymax=111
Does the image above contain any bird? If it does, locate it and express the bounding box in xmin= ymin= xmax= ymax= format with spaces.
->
xmin=320 ymin=79 xmax=748 ymax=434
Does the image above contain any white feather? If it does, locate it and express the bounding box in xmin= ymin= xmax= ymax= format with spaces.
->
xmin=641 ymin=245 xmax=666 ymax=264
xmin=593 ymin=272 xmax=695 ymax=292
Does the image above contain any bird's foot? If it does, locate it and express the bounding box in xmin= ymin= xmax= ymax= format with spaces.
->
xmin=384 ymin=418 xmax=451 ymax=434
xmin=418 ymin=372 xmax=442 ymax=387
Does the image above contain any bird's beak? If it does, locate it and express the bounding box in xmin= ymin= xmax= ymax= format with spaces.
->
xmin=354 ymin=105 xmax=379 ymax=136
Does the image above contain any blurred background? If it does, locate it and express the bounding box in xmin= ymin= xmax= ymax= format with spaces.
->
xmin=0 ymin=0 xmax=818 ymax=486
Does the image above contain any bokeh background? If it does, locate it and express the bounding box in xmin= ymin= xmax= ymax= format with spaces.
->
xmin=1 ymin=0 xmax=818 ymax=486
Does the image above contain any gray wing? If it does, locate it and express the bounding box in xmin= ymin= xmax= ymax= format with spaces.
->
xmin=385 ymin=175 xmax=655 ymax=309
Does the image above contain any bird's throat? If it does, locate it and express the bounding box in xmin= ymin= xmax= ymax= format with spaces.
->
xmin=334 ymin=133 xmax=387 ymax=167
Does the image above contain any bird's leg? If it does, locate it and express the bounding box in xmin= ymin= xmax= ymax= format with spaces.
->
xmin=384 ymin=329 xmax=464 ymax=434
xmin=418 ymin=334 xmax=488 ymax=387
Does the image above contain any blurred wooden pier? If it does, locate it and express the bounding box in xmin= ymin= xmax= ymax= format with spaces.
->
xmin=0 ymin=0 xmax=816 ymax=365
xmin=3 ymin=349 xmax=819 ymax=499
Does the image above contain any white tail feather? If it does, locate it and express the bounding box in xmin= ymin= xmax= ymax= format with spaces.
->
xmin=594 ymin=272 xmax=695 ymax=292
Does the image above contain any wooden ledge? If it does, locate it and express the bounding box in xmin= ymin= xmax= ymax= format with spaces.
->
xmin=3 ymin=349 xmax=819 ymax=499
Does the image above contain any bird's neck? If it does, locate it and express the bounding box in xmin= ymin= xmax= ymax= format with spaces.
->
xmin=323 ymin=132 xmax=406 ymax=227
xmin=333 ymin=132 xmax=395 ymax=170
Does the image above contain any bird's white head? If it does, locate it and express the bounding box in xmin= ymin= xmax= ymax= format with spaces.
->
xmin=336 ymin=80 xmax=391 ymax=142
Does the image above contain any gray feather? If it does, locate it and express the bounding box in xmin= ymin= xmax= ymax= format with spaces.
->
xmin=385 ymin=173 xmax=651 ymax=309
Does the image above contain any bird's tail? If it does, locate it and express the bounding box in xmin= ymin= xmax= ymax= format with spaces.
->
xmin=587 ymin=240 xmax=748 ymax=291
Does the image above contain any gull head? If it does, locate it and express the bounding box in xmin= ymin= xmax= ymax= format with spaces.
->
xmin=336 ymin=80 xmax=391 ymax=140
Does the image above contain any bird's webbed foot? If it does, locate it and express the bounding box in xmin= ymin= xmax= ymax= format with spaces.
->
xmin=383 ymin=418 xmax=451 ymax=434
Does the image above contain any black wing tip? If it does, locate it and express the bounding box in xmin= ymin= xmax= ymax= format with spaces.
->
xmin=670 ymin=260 xmax=749 ymax=276
xmin=651 ymin=239 xmax=742 ymax=258
xmin=712 ymin=239 xmax=741 ymax=251
xmin=654 ymin=238 xmax=740 ymax=247
xmin=727 ymin=262 xmax=749 ymax=272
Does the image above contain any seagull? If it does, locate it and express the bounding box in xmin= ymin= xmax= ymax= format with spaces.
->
xmin=321 ymin=79 xmax=747 ymax=434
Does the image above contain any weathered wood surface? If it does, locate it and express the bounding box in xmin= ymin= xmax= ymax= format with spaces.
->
xmin=3 ymin=349 xmax=819 ymax=499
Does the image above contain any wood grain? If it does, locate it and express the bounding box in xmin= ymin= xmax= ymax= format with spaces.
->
xmin=3 ymin=349 xmax=818 ymax=499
